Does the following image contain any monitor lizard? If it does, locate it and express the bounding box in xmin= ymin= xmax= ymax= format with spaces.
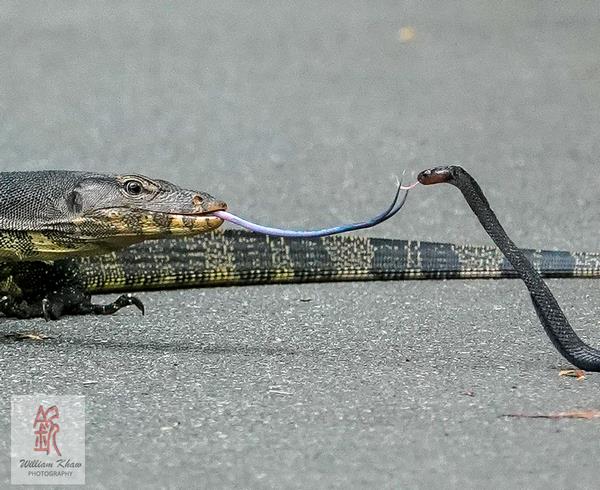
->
xmin=1 ymin=170 xmax=599 ymax=321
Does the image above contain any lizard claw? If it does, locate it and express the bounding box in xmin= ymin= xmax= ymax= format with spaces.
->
xmin=42 ymin=298 xmax=50 ymax=322
xmin=91 ymin=293 xmax=145 ymax=316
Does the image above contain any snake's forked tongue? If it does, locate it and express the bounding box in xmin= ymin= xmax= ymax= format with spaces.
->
xmin=211 ymin=180 xmax=417 ymax=238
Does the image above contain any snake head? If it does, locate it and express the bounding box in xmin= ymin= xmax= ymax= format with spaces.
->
xmin=417 ymin=166 xmax=462 ymax=185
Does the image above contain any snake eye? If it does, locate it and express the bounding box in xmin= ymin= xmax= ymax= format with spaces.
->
xmin=124 ymin=180 xmax=143 ymax=196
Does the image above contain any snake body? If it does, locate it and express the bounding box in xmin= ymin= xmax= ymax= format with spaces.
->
xmin=418 ymin=165 xmax=600 ymax=371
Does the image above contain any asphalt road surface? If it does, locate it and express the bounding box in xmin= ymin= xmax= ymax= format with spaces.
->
xmin=1 ymin=2 xmax=600 ymax=488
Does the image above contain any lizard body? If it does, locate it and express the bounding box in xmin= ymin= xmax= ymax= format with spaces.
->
xmin=0 ymin=170 xmax=599 ymax=320
xmin=76 ymin=230 xmax=600 ymax=293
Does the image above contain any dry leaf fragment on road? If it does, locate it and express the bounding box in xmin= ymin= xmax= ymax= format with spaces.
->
xmin=504 ymin=410 xmax=600 ymax=420
xmin=559 ymin=369 xmax=586 ymax=380
xmin=4 ymin=332 xmax=52 ymax=341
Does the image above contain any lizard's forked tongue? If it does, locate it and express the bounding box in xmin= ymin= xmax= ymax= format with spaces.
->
xmin=211 ymin=180 xmax=416 ymax=238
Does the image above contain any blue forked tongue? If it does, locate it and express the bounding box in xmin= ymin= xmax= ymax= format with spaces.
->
xmin=211 ymin=179 xmax=418 ymax=238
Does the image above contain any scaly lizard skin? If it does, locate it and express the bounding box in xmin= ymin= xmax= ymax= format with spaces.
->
xmin=0 ymin=170 xmax=226 ymax=318
xmin=1 ymin=170 xmax=600 ymax=320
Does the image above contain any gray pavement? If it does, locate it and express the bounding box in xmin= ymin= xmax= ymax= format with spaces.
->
xmin=1 ymin=1 xmax=600 ymax=488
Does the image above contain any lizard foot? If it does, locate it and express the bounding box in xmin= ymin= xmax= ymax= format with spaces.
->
xmin=49 ymin=291 xmax=145 ymax=318
xmin=0 ymin=291 xmax=145 ymax=320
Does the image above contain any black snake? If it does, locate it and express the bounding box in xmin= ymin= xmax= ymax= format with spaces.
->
xmin=418 ymin=165 xmax=600 ymax=371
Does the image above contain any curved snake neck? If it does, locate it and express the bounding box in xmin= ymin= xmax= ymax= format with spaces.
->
xmin=418 ymin=165 xmax=600 ymax=371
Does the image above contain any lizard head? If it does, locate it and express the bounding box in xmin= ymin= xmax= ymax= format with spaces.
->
xmin=67 ymin=173 xmax=227 ymax=248
xmin=0 ymin=170 xmax=228 ymax=261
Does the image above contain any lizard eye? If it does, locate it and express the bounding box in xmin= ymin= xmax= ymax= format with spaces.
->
xmin=124 ymin=180 xmax=144 ymax=196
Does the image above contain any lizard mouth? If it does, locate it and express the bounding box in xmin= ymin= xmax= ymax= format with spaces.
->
xmin=126 ymin=198 xmax=228 ymax=235
xmin=171 ymin=202 xmax=228 ymax=232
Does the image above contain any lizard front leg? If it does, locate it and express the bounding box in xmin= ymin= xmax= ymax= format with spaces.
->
xmin=1 ymin=261 xmax=144 ymax=320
